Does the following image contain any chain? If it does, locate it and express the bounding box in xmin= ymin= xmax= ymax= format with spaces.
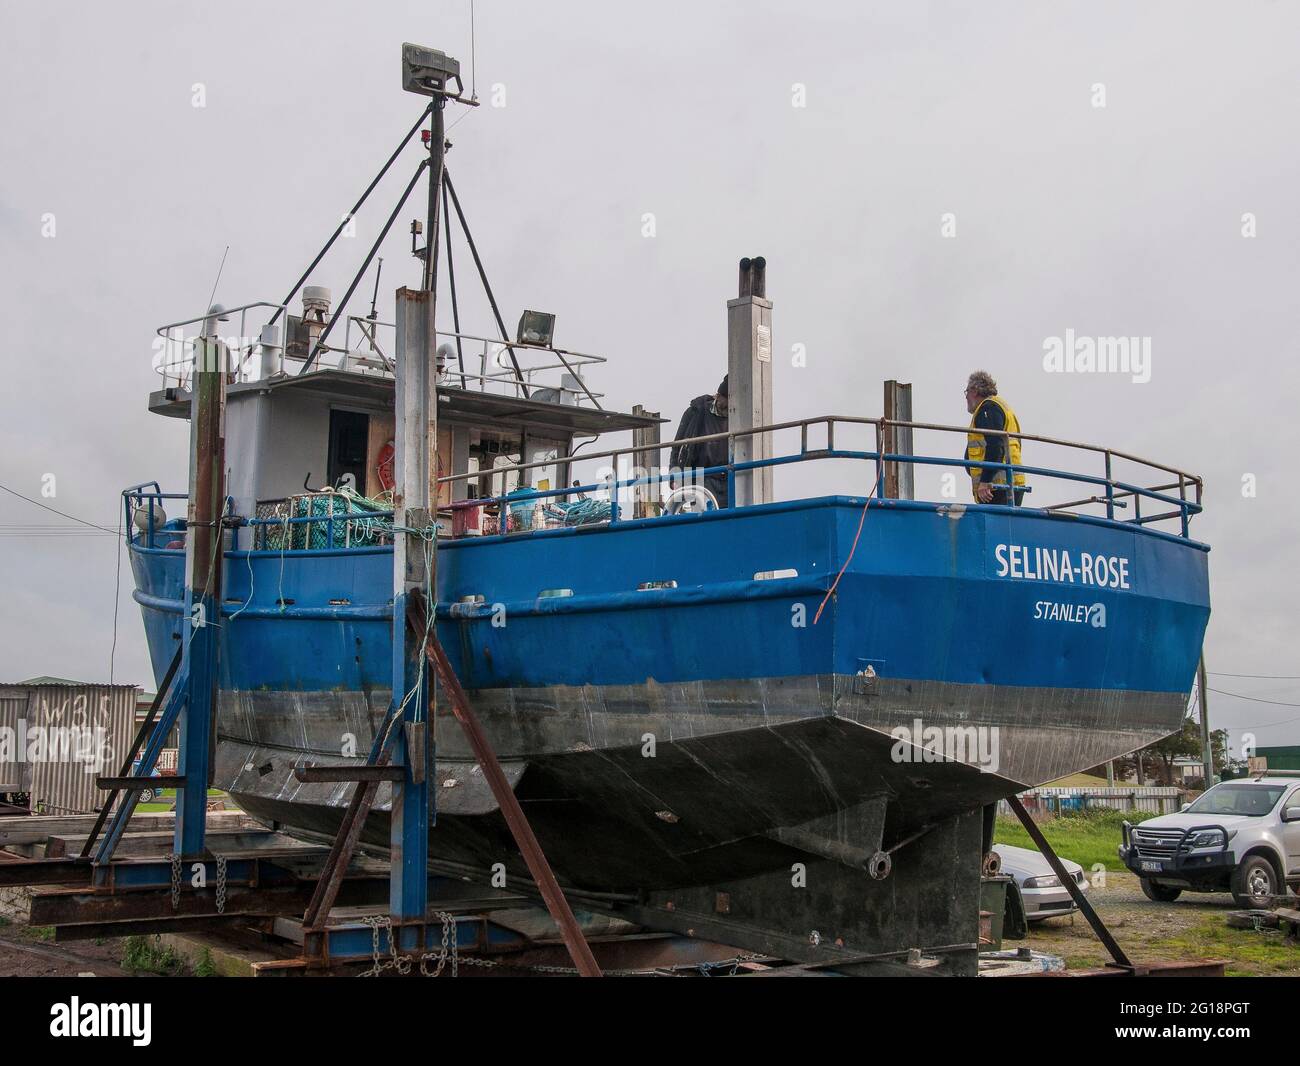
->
xmin=458 ymin=955 xmax=499 ymax=969
xmin=358 ymin=915 xmax=415 ymax=977
xmin=701 ymin=952 xmax=764 ymax=976
xmin=526 ymin=952 xmax=762 ymax=977
xmin=349 ymin=918 xmax=763 ymax=977
xmin=169 ymin=852 xmax=181 ymax=911
xmin=215 ymin=855 xmax=228 ymax=914
xmin=418 ymin=910 xmax=460 ymax=977
xmin=359 ymin=915 xmax=385 ymax=977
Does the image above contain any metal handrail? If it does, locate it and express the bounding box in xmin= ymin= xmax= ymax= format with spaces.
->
xmin=155 ymin=305 xmax=611 ymax=405
xmin=123 ymin=412 xmax=1205 ymax=546
xmin=432 ymin=412 xmax=1202 ymax=534
xmin=434 ymin=414 xmax=1200 ymax=491
xmin=154 ymin=301 xmax=291 ymax=340
xmin=153 ymin=302 xmax=293 ymax=388
xmin=122 ymin=484 xmax=187 ymax=549
xmin=441 ymin=450 xmax=1199 ymax=536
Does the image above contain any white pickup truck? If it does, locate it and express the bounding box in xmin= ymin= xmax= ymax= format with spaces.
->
xmin=1118 ymin=774 xmax=1300 ymax=908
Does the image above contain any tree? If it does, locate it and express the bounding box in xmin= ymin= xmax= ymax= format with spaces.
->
xmin=1118 ymin=715 xmax=1232 ymax=786
xmin=1147 ymin=717 xmax=1202 ymax=785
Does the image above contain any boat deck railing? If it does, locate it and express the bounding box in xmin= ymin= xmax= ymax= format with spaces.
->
xmin=152 ymin=301 xmax=606 ymax=406
xmin=123 ymin=413 xmax=1204 ymax=552
xmin=436 ymin=412 xmax=1203 ymax=538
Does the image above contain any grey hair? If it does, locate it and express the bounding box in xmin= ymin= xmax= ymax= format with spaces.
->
xmin=966 ymin=370 xmax=997 ymax=398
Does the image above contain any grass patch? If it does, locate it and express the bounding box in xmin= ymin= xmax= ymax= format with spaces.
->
xmin=152 ymin=789 xmax=223 ymax=799
xmin=24 ymin=925 xmax=55 ymax=942
xmin=122 ymin=935 xmax=182 ymax=975
xmin=994 ymin=808 xmax=1161 ymax=871
xmin=1154 ymin=915 xmax=1299 ymax=976
xmin=192 ymin=948 xmax=218 ymax=977
xmin=132 ymin=789 xmax=228 ymax=815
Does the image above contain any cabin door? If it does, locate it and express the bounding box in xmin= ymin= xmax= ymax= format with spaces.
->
xmin=327 ymin=409 xmax=370 ymax=491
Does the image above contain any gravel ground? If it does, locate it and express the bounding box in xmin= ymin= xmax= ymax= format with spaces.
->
xmin=0 ymin=924 xmax=129 ymax=977
xmin=1019 ymin=870 xmax=1300 ymax=975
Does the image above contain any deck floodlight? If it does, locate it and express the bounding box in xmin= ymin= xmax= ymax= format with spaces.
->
xmin=517 ymin=310 xmax=556 ymax=347
xmin=402 ymin=43 xmax=462 ymax=96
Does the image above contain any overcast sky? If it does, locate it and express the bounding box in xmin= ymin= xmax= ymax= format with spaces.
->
xmin=1 ymin=1 xmax=1297 ymax=755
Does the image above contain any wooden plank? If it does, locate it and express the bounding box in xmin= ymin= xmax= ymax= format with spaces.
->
xmin=0 ymin=810 xmax=258 ymax=846
xmin=44 ymin=829 xmax=304 ymax=859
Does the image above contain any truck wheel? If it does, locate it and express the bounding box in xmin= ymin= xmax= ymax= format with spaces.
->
xmin=1231 ymin=856 xmax=1278 ymax=908
xmin=1140 ymin=878 xmax=1182 ymax=902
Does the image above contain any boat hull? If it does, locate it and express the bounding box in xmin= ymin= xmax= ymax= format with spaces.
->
xmin=130 ymin=494 xmax=1209 ymax=963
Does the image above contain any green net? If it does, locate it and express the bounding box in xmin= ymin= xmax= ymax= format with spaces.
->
xmin=261 ymin=490 xmax=395 ymax=550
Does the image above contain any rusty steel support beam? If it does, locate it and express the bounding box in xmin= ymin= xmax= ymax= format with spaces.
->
xmin=56 ymin=917 xmax=251 ymax=942
xmin=1006 ymin=794 xmax=1132 ymax=969
xmin=408 ymin=593 xmax=603 ymax=977
xmin=0 ymin=857 xmax=93 ymax=887
xmin=33 ymin=885 xmax=314 ymax=932
xmin=300 ymin=747 xmax=394 ymax=931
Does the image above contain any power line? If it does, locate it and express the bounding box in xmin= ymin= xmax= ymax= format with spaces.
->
xmin=1208 ymin=686 xmax=1300 ymax=731
xmin=0 ymin=532 xmax=116 ymax=538
xmin=0 ymin=524 xmax=117 ymax=536
xmin=1208 ymin=687 xmax=1300 ymax=709
xmin=0 ymin=483 xmax=120 ymax=534
xmin=1209 ymin=671 xmax=1300 ymax=680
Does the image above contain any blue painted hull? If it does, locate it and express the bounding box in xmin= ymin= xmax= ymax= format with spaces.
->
xmin=133 ymin=496 xmax=1208 ymax=693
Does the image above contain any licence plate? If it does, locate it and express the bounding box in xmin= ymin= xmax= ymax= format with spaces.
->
xmin=1140 ymin=860 xmax=1163 ymax=872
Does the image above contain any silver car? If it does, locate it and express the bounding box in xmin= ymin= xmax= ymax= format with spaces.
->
xmin=993 ymin=843 xmax=1089 ymax=921
xmin=1119 ymin=775 xmax=1300 ymax=907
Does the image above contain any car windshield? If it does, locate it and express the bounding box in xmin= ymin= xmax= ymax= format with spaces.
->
xmin=1183 ymin=783 xmax=1285 ymax=817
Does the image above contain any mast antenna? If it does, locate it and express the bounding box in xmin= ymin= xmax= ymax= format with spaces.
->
xmin=368 ymin=257 xmax=384 ymax=321
xmin=401 ymin=43 xmax=477 ymax=294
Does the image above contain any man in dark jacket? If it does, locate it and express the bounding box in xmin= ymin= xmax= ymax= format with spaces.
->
xmin=964 ymin=370 xmax=1025 ymax=506
xmin=670 ymin=375 xmax=729 ymax=507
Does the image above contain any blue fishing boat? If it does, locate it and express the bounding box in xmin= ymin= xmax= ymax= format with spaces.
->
xmin=123 ymin=45 xmax=1209 ymax=973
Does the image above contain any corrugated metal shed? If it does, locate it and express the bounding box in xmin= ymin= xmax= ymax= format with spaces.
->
xmin=0 ymin=690 xmax=30 ymax=793
xmin=0 ymin=682 xmax=139 ymax=814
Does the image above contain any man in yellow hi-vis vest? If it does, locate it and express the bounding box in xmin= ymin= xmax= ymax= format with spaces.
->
xmin=964 ymin=370 xmax=1025 ymax=505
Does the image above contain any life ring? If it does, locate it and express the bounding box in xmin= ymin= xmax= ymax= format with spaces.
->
xmin=377 ymin=440 xmax=395 ymax=491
